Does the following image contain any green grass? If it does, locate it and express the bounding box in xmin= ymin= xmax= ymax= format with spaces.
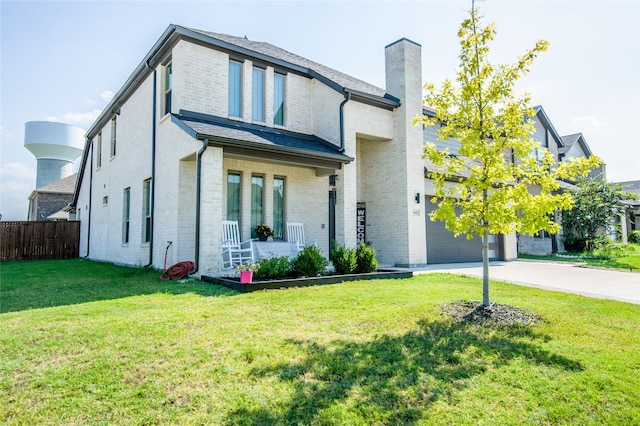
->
xmin=1 ymin=259 xmax=639 ymax=425
xmin=520 ymin=243 xmax=640 ymax=272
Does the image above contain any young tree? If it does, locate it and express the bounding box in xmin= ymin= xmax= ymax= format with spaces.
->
xmin=415 ymin=4 xmax=601 ymax=307
xmin=562 ymin=179 xmax=634 ymax=251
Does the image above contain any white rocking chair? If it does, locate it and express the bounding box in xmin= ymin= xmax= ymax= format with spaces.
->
xmin=221 ymin=220 xmax=254 ymax=270
xmin=286 ymin=222 xmax=315 ymax=251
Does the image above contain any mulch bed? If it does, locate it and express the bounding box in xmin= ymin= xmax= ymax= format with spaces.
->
xmin=441 ymin=300 xmax=542 ymax=327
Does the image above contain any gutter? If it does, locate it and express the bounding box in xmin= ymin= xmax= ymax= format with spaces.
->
xmin=193 ymin=138 xmax=209 ymax=273
xmin=338 ymin=91 xmax=352 ymax=153
xmin=85 ymin=139 xmax=93 ymax=258
xmin=144 ymin=60 xmax=157 ymax=267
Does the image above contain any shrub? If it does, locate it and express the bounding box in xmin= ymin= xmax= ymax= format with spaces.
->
xmin=355 ymin=242 xmax=378 ymax=273
xmin=292 ymin=245 xmax=329 ymax=277
xmin=563 ymin=236 xmax=586 ymax=253
xmin=331 ymin=241 xmax=357 ymax=275
xmin=254 ymin=256 xmax=292 ymax=281
xmin=629 ymin=230 xmax=640 ymax=244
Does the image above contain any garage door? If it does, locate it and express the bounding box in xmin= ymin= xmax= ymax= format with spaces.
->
xmin=425 ymin=197 xmax=500 ymax=264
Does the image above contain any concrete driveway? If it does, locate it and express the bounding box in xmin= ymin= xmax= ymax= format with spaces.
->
xmin=413 ymin=260 xmax=640 ymax=305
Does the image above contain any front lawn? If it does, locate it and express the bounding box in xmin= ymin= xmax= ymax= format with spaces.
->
xmin=520 ymin=243 xmax=640 ymax=272
xmin=1 ymin=259 xmax=638 ymax=424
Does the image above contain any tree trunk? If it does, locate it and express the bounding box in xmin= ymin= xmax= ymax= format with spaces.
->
xmin=482 ymin=188 xmax=490 ymax=307
xmin=482 ymin=229 xmax=490 ymax=307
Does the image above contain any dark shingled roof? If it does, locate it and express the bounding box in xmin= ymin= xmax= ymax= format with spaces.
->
xmin=182 ymin=26 xmax=388 ymax=99
xmin=172 ymin=112 xmax=352 ymax=168
xmin=559 ymin=133 xmax=581 ymax=155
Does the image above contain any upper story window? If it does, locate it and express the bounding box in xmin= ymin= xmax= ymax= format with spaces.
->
xmin=252 ymin=67 xmax=265 ymax=122
xmin=164 ymin=62 xmax=172 ymax=115
xmin=274 ymin=73 xmax=285 ymax=126
xmin=228 ymin=61 xmax=242 ymax=118
xmin=110 ymin=117 xmax=117 ymax=158
xmin=530 ymin=144 xmax=544 ymax=165
xmin=96 ymin=132 xmax=102 ymax=169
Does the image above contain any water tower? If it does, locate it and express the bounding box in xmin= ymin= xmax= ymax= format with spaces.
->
xmin=24 ymin=121 xmax=85 ymax=188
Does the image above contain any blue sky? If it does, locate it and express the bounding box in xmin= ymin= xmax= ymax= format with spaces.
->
xmin=1 ymin=0 xmax=639 ymax=220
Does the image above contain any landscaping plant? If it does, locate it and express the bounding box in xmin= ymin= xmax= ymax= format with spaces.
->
xmin=292 ymin=245 xmax=329 ymax=277
xmin=355 ymin=242 xmax=378 ymax=273
xmin=254 ymin=256 xmax=292 ymax=281
xmin=331 ymin=241 xmax=357 ymax=275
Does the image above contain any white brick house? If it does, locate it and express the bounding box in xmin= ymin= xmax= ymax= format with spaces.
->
xmin=76 ymin=25 xmax=601 ymax=274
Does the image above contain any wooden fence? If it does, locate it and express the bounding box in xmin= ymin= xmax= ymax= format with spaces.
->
xmin=0 ymin=221 xmax=80 ymax=262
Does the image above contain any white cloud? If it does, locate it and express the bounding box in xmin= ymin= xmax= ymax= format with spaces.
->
xmin=0 ymin=180 xmax=33 ymax=195
xmin=571 ymin=115 xmax=605 ymax=128
xmin=100 ymin=90 xmax=115 ymax=102
xmin=46 ymin=109 xmax=102 ymax=129
xmin=0 ymin=162 xmax=36 ymax=179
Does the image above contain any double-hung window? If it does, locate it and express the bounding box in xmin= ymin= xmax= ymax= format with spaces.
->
xmin=250 ymin=175 xmax=264 ymax=238
xmin=110 ymin=117 xmax=117 ymax=158
xmin=164 ymin=62 xmax=172 ymax=115
xmin=96 ymin=133 xmax=102 ymax=168
xmin=123 ymin=187 xmax=130 ymax=244
xmin=143 ymin=179 xmax=152 ymax=243
xmin=252 ymin=67 xmax=265 ymax=122
xmin=273 ymin=177 xmax=285 ymax=239
xmin=228 ymin=61 xmax=242 ymax=117
xmin=274 ymin=74 xmax=285 ymax=126
xmin=227 ymin=172 xmax=241 ymax=222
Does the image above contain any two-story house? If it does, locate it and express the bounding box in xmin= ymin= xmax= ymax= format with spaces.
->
xmin=75 ymin=24 xmax=594 ymax=275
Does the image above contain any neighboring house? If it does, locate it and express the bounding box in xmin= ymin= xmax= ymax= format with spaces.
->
xmin=71 ymin=25 xmax=599 ymax=275
xmin=616 ymin=180 xmax=640 ymax=241
xmin=28 ymin=173 xmax=77 ymax=221
xmin=513 ymin=110 xmax=605 ymax=256
xmin=560 ymin=133 xmax=606 ymax=181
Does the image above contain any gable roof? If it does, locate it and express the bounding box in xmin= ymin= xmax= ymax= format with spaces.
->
xmin=560 ymin=133 xmax=593 ymax=157
xmin=533 ymin=105 xmax=564 ymax=148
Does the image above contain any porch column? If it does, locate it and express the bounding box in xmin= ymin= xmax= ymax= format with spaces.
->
xmin=198 ymin=146 xmax=224 ymax=276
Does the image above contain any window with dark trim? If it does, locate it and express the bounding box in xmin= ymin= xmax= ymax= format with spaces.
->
xmin=274 ymin=73 xmax=285 ymax=126
xmin=273 ymin=177 xmax=285 ymax=239
xmin=252 ymin=67 xmax=264 ymax=122
xmin=123 ymin=187 xmax=130 ymax=244
xmin=143 ymin=178 xmax=152 ymax=243
xmin=96 ymin=133 xmax=102 ymax=168
xmin=228 ymin=61 xmax=242 ymax=117
xmin=250 ymin=175 xmax=264 ymax=238
xmin=227 ymin=172 xmax=241 ymax=222
xmin=110 ymin=117 xmax=117 ymax=157
xmin=164 ymin=61 xmax=172 ymax=115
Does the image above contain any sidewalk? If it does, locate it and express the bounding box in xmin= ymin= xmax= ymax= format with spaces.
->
xmin=408 ymin=260 xmax=640 ymax=305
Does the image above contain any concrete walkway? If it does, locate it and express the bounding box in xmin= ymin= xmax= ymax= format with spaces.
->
xmin=409 ymin=260 xmax=640 ymax=305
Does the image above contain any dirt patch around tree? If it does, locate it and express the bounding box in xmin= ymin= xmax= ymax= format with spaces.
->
xmin=441 ymin=300 xmax=542 ymax=327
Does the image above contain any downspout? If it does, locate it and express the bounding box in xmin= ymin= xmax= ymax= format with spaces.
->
xmin=144 ymin=60 xmax=157 ymax=267
xmin=338 ymin=91 xmax=352 ymax=153
xmin=193 ymin=138 xmax=209 ymax=273
xmin=85 ymin=139 xmax=93 ymax=258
